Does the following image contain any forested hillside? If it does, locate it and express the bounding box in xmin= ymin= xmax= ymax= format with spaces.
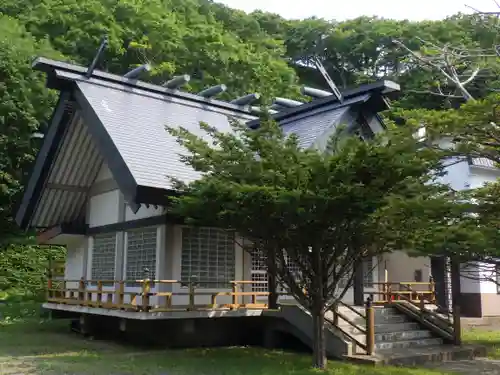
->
xmin=0 ymin=0 xmax=498 ymax=297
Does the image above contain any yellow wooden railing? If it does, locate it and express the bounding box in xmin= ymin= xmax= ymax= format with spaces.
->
xmin=46 ymin=278 xmax=275 ymax=312
xmin=365 ymin=282 xmax=436 ymax=304
xmin=326 ymin=282 xmax=437 ymax=356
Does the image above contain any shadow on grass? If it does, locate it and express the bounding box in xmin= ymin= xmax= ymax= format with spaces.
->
xmin=0 ymin=302 xmax=459 ymax=375
xmin=4 ymin=347 xmax=457 ymax=375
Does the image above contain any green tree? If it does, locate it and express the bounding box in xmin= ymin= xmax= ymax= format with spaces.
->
xmin=0 ymin=0 xmax=298 ymax=99
xmin=0 ymin=15 xmax=61 ymax=244
xmin=400 ymin=93 xmax=500 ymax=164
xmin=394 ymin=95 xmax=500 ymax=275
xmin=166 ymin=117 xmax=455 ymax=369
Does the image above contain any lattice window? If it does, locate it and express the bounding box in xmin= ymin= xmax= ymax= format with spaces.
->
xmin=363 ymin=257 xmax=374 ymax=287
xmin=250 ymin=249 xmax=301 ymax=293
xmin=126 ymin=227 xmax=157 ymax=285
xmin=181 ymin=227 xmax=235 ymax=288
xmin=91 ymin=233 xmax=116 ymax=283
xmin=251 ymin=249 xmax=268 ymax=292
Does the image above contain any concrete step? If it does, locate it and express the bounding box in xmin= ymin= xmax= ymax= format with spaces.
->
xmin=377 ymin=344 xmax=487 ymax=366
xmin=375 ymin=321 xmax=420 ymax=333
xmin=375 ymin=329 xmax=433 ymax=342
xmin=375 ymin=337 xmax=443 ymax=351
xmin=373 ymin=307 xmax=400 ymax=317
xmin=375 ymin=314 xmax=410 ymax=324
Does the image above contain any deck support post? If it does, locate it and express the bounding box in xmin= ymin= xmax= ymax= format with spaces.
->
xmin=353 ymin=261 xmax=364 ymax=306
xmin=452 ymin=304 xmax=462 ymax=345
xmin=365 ymin=297 xmax=375 ymax=355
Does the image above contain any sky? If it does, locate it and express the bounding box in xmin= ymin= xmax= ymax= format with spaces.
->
xmin=216 ymin=0 xmax=497 ymax=21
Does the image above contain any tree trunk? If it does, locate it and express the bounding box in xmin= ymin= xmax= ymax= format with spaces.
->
xmin=266 ymin=251 xmax=278 ymax=309
xmin=268 ymin=271 xmax=278 ymax=309
xmin=311 ymin=307 xmax=327 ymax=369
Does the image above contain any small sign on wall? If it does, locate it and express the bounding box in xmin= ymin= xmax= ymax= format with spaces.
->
xmin=414 ymin=269 xmax=423 ymax=282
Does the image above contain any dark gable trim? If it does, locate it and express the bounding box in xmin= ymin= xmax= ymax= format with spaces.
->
xmin=72 ymin=84 xmax=141 ymax=214
xmin=36 ymin=222 xmax=86 ymax=244
xmin=15 ymin=91 xmax=73 ymax=230
xmin=37 ymin=215 xmax=184 ymax=242
xmin=87 ymin=214 xmax=183 ymax=235
xmin=135 ymin=185 xmax=180 ymax=207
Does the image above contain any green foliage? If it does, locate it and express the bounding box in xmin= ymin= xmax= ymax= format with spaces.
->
xmin=0 ymin=0 xmax=298 ymax=99
xmin=166 ymin=116 xmax=458 ymax=367
xmin=0 ymin=244 xmax=65 ymax=301
xmin=0 ymin=15 xmax=60 ymax=244
xmin=399 ymin=94 xmax=500 ymax=165
xmin=391 ymin=95 xmax=500 ymax=263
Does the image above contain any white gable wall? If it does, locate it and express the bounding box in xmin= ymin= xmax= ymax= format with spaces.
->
xmin=64 ymin=238 xmax=87 ymax=290
xmin=82 ymin=162 xmax=169 ymax=305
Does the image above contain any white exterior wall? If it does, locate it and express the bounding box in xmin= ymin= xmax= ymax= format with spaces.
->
xmin=437 ymin=147 xmax=500 ymax=306
xmin=64 ymin=239 xmax=87 ymax=290
xmin=381 ymin=252 xmax=432 ymax=298
xmin=467 ymin=168 xmax=500 ymax=301
xmin=88 ymin=190 xmax=121 ymax=227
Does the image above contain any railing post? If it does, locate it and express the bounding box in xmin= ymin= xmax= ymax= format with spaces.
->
xmin=78 ymin=278 xmax=85 ymax=305
xmin=452 ymin=304 xmax=462 ymax=345
xmin=365 ymin=297 xmax=375 ymax=355
xmin=142 ymin=279 xmax=151 ymax=312
xmin=97 ymin=281 xmax=103 ymax=306
xmin=117 ymin=281 xmax=124 ymax=307
xmin=142 ymin=267 xmax=151 ymax=312
xmin=419 ymin=293 xmax=425 ymax=314
xmin=188 ymin=280 xmax=195 ymax=311
xmin=232 ymin=282 xmax=238 ymax=308
xmin=429 ymin=276 xmax=436 ymax=304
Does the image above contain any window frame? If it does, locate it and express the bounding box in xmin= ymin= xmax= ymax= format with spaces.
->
xmin=90 ymin=232 xmax=117 ymax=286
xmin=124 ymin=226 xmax=158 ymax=287
xmin=180 ymin=226 xmax=236 ymax=289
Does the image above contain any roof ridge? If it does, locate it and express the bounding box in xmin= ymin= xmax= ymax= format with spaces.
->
xmin=33 ymin=57 xmax=256 ymax=116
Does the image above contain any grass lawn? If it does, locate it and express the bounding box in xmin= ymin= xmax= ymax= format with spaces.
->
xmin=463 ymin=328 xmax=500 ymax=359
xmin=1 ymin=301 xmax=499 ymax=375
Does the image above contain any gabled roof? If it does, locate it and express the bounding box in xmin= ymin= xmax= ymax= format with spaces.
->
xmin=15 ymin=58 xmax=400 ymax=230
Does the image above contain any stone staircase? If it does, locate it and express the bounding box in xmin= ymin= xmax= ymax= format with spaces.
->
xmin=334 ymin=305 xmax=485 ymax=365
